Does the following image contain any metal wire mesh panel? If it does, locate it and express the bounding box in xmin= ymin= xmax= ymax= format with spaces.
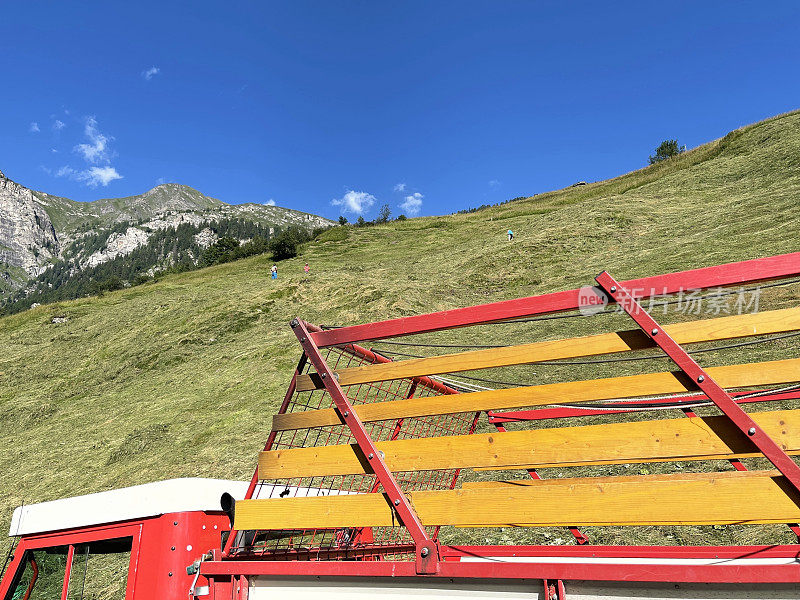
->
xmin=230 ymin=343 xmax=477 ymax=560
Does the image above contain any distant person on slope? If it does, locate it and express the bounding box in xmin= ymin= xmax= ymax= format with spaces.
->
xmin=304 ymin=262 xmax=310 ymax=274
xmin=271 ymin=264 xmax=278 ymax=280
xmin=507 ymin=229 xmax=514 ymax=241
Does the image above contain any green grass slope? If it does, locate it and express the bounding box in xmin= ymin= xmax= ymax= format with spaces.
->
xmin=2 ymin=110 xmax=800 ymax=555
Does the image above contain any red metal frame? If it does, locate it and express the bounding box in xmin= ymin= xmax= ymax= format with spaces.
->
xmin=203 ymin=252 xmax=800 ymax=589
xmin=202 ymin=547 xmax=800 ymax=583
xmin=487 ymin=389 xmax=800 ymax=422
xmin=60 ymin=544 xmax=74 ymax=600
xmin=221 ymin=354 xmax=308 ymax=558
xmin=0 ymin=521 xmax=143 ymax=600
xmin=291 ymin=318 xmax=440 ymax=573
xmin=0 ymin=511 xmax=230 ymax=600
xmin=595 ymin=270 xmax=800 ymax=496
xmin=313 ymin=252 xmax=800 ymax=347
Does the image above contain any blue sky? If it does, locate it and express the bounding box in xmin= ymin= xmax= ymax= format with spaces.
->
xmin=1 ymin=2 xmax=799 ymax=220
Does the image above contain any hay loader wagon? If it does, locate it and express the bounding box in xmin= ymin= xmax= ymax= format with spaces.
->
xmin=3 ymin=252 xmax=800 ymax=599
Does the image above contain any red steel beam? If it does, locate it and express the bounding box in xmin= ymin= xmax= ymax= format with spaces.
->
xmin=59 ymin=545 xmax=74 ymax=600
xmin=312 ymin=252 xmax=800 ymax=347
xmin=290 ymin=319 xmax=439 ymax=574
xmin=596 ymin=270 xmax=800 ymax=497
xmin=487 ymin=389 xmax=800 ymax=423
xmin=222 ymin=354 xmax=307 ymax=557
xmin=440 ymin=543 xmax=800 ymax=558
xmin=202 ymin=555 xmax=800 ymax=583
xmin=491 ymin=418 xmax=590 ymax=545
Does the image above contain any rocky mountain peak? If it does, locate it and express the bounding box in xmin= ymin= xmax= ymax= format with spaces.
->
xmin=0 ymin=169 xmax=335 ymax=297
xmin=0 ymin=173 xmax=60 ymax=287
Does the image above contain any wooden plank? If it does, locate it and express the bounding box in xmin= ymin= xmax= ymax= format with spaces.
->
xmin=473 ymin=450 xmax=800 ymax=471
xmin=234 ymin=470 xmax=800 ymax=529
xmin=259 ymin=409 xmax=800 ymax=478
xmin=462 ymin=469 xmax=775 ymax=488
xmin=272 ymin=357 xmax=800 ymax=431
xmin=296 ymin=308 xmax=800 ymax=391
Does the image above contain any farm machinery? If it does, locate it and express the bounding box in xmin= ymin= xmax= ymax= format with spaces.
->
xmin=3 ymin=251 xmax=800 ymax=599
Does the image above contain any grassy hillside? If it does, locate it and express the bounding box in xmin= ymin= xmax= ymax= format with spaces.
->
xmin=2 ymin=110 xmax=800 ymax=557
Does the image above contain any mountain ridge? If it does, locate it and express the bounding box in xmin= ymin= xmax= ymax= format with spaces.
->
xmin=0 ymin=171 xmax=334 ymax=295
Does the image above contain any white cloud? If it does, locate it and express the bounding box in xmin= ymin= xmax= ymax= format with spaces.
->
xmin=331 ymin=190 xmax=376 ymax=214
xmin=53 ymin=119 xmax=66 ymax=131
xmin=56 ymin=165 xmax=123 ymax=188
xmin=84 ymin=166 xmax=123 ymax=187
xmin=52 ymin=116 xmax=123 ymax=187
xmin=142 ymin=66 xmax=160 ymax=80
xmin=488 ymin=179 xmax=501 ymax=189
xmin=400 ymin=192 xmax=423 ymax=216
xmin=264 ymin=198 xmax=276 ymax=206
xmin=29 ymin=122 xmax=40 ymax=133
xmin=393 ymin=182 xmax=406 ymax=192
xmin=51 ymin=148 xmax=58 ymax=153
xmin=74 ymin=116 xmax=113 ymax=164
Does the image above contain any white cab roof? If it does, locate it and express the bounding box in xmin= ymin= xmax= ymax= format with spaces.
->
xmin=9 ymin=478 xmax=249 ymax=537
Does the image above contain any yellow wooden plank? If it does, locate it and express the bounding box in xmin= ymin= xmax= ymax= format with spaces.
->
xmin=260 ymin=409 xmax=800 ymax=478
xmin=461 ymin=469 xmax=775 ymax=488
xmin=234 ymin=470 xmax=800 ymax=530
xmin=295 ymin=308 xmax=800 ymax=392
xmin=473 ymin=449 xmax=800 ymax=471
xmin=272 ymin=357 xmax=800 ymax=431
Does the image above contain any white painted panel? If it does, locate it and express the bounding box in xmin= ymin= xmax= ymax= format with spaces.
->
xmin=8 ymin=478 xmax=356 ymax=536
xmin=566 ymin=582 xmax=800 ymax=600
xmin=9 ymin=478 xmax=249 ymax=536
xmin=248 ymin=578 xmax=800 ymax=600
xmin=249 ymin=577 xmax=542 ymax=599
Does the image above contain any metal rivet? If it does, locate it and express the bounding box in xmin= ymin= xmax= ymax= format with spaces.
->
xmin=168 ymin=572 xmax=173 ymax=577
xmin=171 ymin=546 xmax=175 ymax=551
xmin=651 ymin=328 xmax=659 ymax=336
xmin=420 ymin=547 xmax=430 ymax=558
xmin=343 ymin=411 xmax=349 ymax=417
xmin=748 ymin=427 xmax=756 ymax=436
xmin=394 ymin=499 xmax=400 ymax=506
xmin=300 ymin=337 xmax=306 ymax=342
xmin=290 ymin=319 xmax=299 ymax=328
xmin=173 ymin=521 xmax=178 ymax=526
xmin=368 ymin=453 xmax=374 ymax=459
xmin=610 ymin=286 xmax=617 ymax=293
xmin=321 ymin=372 xmax=327 ymax=378
xmin=697 ymin=375 xmax=705 ymax=383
